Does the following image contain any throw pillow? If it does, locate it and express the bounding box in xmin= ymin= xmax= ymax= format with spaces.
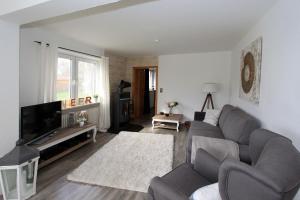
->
xmin=203 ymin=109 xmax=221 ymax=126
xmin=191 ymin=136 xmax=239 ymax=164
xmin=189 ymin=183 xmax=221 ymax=200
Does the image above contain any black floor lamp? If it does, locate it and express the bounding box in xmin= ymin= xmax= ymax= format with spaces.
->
xmin=201 ymin=83 xmax=217 ymax=112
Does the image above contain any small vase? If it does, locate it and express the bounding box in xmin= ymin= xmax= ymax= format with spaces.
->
xmin=79 ymin=121 xmax=84 ymax=127
xmin=169 ymin=107 xmax=173 ymax=116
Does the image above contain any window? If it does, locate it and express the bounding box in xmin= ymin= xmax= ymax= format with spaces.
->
xmin=56 ymin=50 xmax=100 ymax=101
xmin=57 ymin=56 xmax=72 ymax=100
xmin=149 ymin=69 xmax=156 ymax=91
xmin=77 ymin=59 xmax=98 ymax=98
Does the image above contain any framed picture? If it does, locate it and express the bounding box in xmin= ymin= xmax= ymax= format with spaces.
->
xmin=239 ymin=37 xmax=262 ymax=104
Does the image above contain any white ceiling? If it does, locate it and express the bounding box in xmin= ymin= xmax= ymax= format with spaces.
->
xmin=0 ymin=0 xmax=51 ymax=16
xmin=1 ymin=0 xmax=121 ymax=24
xmin=23 ymin=0 xmax=277 ymax=56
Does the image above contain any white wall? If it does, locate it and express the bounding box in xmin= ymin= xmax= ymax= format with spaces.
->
xmin=158 ymin=52 xmax=232 ymax=120
xmin=0 ymin=20 xmax=19 ymax=157
xmin=20 ymin=27 xmax=105 ymax=107
xmin=230 ymin=0 xmax=300 ymax=151
xmin=126 ymin=56 xmax=158 ymax=82
xmin=104 ymin=52 xmax=127 ymax=94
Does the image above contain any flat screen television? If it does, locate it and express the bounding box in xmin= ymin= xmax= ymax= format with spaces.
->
xmin=20 ymin=101 xmax=62 ymax=144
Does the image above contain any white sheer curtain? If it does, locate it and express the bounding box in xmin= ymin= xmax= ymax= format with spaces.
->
xmin=98 ymin=57 xmax=111 ymax=132
xmin=38 ymin=42 xmax=58 ymax=103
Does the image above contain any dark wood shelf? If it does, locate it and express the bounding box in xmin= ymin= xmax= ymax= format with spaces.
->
xmin=29 ymin=123 xmax=97 ymax=169
xmin=38 ymin=138 xmax=93 ymax=169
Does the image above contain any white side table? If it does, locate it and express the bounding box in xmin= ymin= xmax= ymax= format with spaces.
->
xmin=152 ymin=114 xmax=183 ymax=132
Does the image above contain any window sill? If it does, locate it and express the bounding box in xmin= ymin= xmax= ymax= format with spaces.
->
xmin=62 ymin=102 xmax=100 ymax=114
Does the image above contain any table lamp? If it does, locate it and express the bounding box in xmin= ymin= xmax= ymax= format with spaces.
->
xmin=201 ymin=83 xmax=217 ymax=112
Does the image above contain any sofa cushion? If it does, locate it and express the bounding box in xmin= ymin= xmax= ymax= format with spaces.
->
xmin=190 ymin=121 xmax=221 ymax=131
xmin=162 ymin=163 xmax=211 ymax=196
xmin=249 ymin=129 xmax=287 ymax=165
xmin=218 ymin=104 xmax=235 ymax=130
xmin=239 ymin=144 xmax=251 ymax=164
xmin=187 ymin=122 xmax=224 ymax=163
xmin=203 ymin=109 xmax=221 ymax=126
xmin=191 ymin=136 xmax=239 ymax=164
xmin=221 ymin=108 xmax=259 ymax=144
xmin=255 ymin=137 xmax=300 ymax=193
xmin=194 ymin=149 xmax=221 ymax=183
xmin=190 ymin=183 xmax=221 ymax=200
xmin=188 ymin=121 xmax=224 ymax=147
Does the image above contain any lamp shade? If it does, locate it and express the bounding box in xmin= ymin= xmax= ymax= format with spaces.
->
xmin=203 ymin=83 xmax=217 ymax=93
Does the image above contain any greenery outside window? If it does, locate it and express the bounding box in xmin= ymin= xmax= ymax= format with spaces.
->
xmin=56 ymin=50 xmax=100 ymax=101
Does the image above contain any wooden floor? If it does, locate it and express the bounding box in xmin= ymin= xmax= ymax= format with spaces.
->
xmin=26 ymin=118 xmax=187 ymax=200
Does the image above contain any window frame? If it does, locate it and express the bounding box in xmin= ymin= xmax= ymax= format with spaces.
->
xmin=76 ymin=57 xmax=99 ymax=98
xmin=56 ymin=49 xmax=101 ymax=101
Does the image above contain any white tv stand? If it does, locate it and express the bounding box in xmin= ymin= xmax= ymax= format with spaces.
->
xmin=30 ymin=123 xmax=97 ymax=168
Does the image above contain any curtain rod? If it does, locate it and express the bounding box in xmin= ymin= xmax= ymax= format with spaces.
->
xmin=34 ymin=41 xmax=50 ymax=46
xmin=34 ymin=41 xmax=102 ymax=59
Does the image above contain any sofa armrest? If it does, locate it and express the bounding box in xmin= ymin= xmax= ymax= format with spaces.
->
xmin=148 ymin=177 xmax=188 ymax=200
xmin=194 ymin=148 xmax=221 ymax=183
xmin=219 ymin=159 xmax=282 ymax=200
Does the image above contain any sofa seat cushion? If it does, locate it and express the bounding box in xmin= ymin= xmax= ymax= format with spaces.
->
xmin=162 ymin=163 xmax=211 ymax=196
xmin=190 ymin=121 xmax=221 ymax=131
xmin=188 ymin=122 xmax=224 ymax=142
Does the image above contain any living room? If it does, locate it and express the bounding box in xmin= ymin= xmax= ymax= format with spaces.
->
xmin=0 ymin=0 xmax=300 ymax=200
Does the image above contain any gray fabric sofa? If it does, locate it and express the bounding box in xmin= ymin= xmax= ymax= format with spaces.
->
xmin=148 ymin=129 xmax=300 ymax=200
xmin=187 ymin=104 xmax=260 ymax=163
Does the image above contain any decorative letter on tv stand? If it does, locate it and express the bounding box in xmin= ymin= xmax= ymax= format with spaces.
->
xmin=30 ymin=123 xmax=97 ymax=168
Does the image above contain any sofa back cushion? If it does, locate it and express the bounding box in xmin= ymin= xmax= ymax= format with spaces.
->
xmin=249 ymin=129 xmax=287 ymax=165
xmin=218 ymin=104 xmax=235 ymax=129
xmin=255 ymin=137 xmax=300 ymax=193
xmin=221 ymin=108 xmax=259 ymax=144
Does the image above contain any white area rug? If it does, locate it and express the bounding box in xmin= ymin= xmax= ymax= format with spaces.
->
xmin=67 ymin=131 xmax=174 ymax=193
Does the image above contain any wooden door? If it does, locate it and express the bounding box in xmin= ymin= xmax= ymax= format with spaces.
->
xmin=132 ymin=68 xmax=145 ymax=118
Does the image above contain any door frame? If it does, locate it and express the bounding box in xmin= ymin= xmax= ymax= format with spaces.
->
xmin=132 ymin=66 xmax=158 ymax=119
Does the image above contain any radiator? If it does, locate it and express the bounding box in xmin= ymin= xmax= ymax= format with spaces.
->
xmin=61 ymin=103 xmax=100 ymax=129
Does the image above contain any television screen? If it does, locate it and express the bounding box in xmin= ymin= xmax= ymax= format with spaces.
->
xmin=20 ymin=101 xmax=62 ymax=144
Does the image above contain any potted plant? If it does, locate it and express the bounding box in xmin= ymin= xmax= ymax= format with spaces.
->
xmin=93 ymin=94 xmax=99 ymax=103
xmin=167 ymin=101 xmax=178 ymax=115
xmin=77 ymin=111 xmax=87 ymax=127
